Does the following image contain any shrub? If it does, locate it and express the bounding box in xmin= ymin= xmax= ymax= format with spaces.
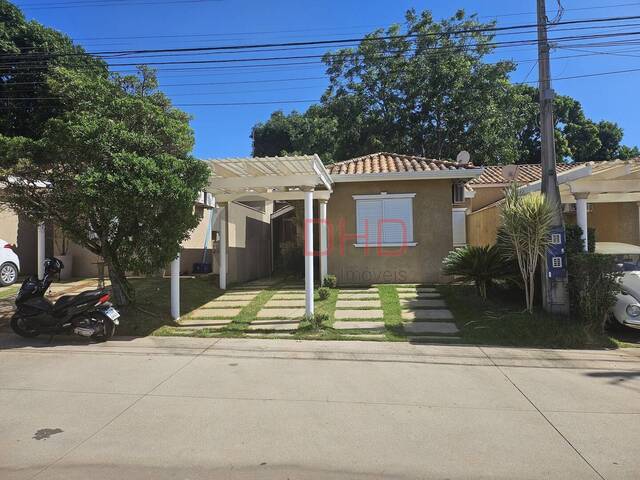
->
xmin=499 ymin=184 xmax=553 ymax=313
xmin=442 ymin=245 xmax=515 ymax=300
xmin=323 ymin=274 xmax=337 ymax=288
xmin=317 ymin=287 xmax=330 ymax=300
xmin=303 ymin=312 xmax=329 ymax=330
xmin=565 ymin=224 xmax=596 ymax=255
xmin=568 ymin=253 xmax=621 ymax=334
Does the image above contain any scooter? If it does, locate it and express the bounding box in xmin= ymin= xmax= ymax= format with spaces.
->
xmin=10 ymin=257 xmax=120 ymax=341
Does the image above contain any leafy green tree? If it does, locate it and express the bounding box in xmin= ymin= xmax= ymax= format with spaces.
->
xmin=0 ymin=67 xmax=209 ymax=305
xmin=252 ymin=9 xmax=638 ymax=165
xmin=0 ymin=0 xmax=107 ymax=138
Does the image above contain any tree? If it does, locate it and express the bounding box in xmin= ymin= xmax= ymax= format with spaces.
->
xmin=498 ymin=185 xmax=553 ymax=313
xmin=252 ymin=9 xmax=639 ymax=165
xmin=254 ymin=9 xmax=531 ymax=165
xmin=0 ymin=0 xmax=107 ymax=138
xmin=0 ymin=66 xmax=209 ymax=305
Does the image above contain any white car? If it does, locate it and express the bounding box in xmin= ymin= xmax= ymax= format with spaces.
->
xmin=0 ymin=239 xmax=21 ymax=287
xmin=596 ymin=242 xmax=640 ymax=330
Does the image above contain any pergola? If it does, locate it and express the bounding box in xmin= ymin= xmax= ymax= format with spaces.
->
xmin=169 ymin=155 xmax=334 ymax=321
xmin=520 ymin=159 xmax=640 ymax=251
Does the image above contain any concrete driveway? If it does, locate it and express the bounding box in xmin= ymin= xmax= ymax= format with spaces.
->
xmin=1 ymin=335 xmax=639 ymax=480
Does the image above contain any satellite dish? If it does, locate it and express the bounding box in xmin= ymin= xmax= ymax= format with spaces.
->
xmin=502 ymin=165 xmax=518 ymax=182
xmin=456 ymin=151 xmax=471 ymax=164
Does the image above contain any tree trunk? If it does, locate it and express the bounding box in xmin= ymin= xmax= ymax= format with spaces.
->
xmin=106 ymin=261 xmax=134 ymax=306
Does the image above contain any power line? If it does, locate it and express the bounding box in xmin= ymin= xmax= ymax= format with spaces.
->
xmin=16 ymin=0 xmax=222 ymax=9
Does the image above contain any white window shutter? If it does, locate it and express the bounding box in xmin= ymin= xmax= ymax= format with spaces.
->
xmin=452 ymin=208 xmax=467 ymax=246
xmin=356 ymin=199 xmax=382 ymax=245
xmin=381 ymin=198 xmax=413 ymax=244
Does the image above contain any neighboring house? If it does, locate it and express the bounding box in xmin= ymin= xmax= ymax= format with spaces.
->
xmin=465 ymin=160 xmax=640 ymax=248
xmin=323 ymin=153 xmax=481 ymax=284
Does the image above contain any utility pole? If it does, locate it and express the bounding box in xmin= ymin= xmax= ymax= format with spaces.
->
xmin=537 ymin=0 xmax=569 ymax=315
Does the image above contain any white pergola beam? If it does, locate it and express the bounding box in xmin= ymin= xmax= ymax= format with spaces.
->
xmin=568 ymin=179 xmax=640 ymax=194
xmin=562 ymin=192 xmax=640 ymax=204
xmin=214 ymin=190 xmax=331 ymax=203
xmin=209 ymin=174 xmax=321 ymax=191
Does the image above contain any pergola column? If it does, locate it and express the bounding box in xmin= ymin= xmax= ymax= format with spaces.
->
xmin=37 ymin=222 xmax=45 ymax=280
xmin=574 ymin=192 xmax=589 ymax=251
xmin=319 ymin=199 xmax=328 ymax=285
xmin=218 ymin=202 xmax=228 ymax=290
xmin=170 ymin=252 xmax=180 ymax=321
xmin=303 ymin=188 xmax=314 ymax=316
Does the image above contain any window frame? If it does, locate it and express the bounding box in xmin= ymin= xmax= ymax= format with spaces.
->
xmin=352 ymin=193 xmax=417 ymax=248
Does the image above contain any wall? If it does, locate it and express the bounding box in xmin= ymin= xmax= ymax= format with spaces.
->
xmin=469 ymin=186 xmax=506 ymax=211
xmin=0 ymin=208 xmax=52 ymax=276
xmin=0 ymin=208 xmax=19 ymax=245
xmin=224 ymin=201 xmax=273 ymax=285
xmin=466 ymin=203 xmax=501 ymax=247
xmin=326 ymin=179 xmax=454 ymax=285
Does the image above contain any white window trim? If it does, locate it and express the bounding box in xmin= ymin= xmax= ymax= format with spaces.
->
xmin=354 ymin=242 xmax=418 ymax=248
xmin=352 ymin=193 xmax=416 ymax=201
xmin=353 ymin=193 xmax=416 ymax=247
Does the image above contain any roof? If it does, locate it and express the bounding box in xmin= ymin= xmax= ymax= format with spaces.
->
xmin=327 ymin=152 xmax=478 ymax=175
xmin=468 ymin=163 xmax=578 ymax=186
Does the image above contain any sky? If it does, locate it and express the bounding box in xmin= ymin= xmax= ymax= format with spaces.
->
xmin=13 ymin=0 xmax=640 ymax=159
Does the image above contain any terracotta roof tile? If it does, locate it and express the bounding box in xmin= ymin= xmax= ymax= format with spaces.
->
xmin=468 ymin=163 xmax=578 ymax=186
xmin=327 ymin=152 xmax=476 ymax=175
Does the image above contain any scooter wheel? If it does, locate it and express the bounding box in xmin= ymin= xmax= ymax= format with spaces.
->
xmin=92 ymin=313 xmax=117 ymax=342
xmin=10 ymin=315 xmax=40 ymax=338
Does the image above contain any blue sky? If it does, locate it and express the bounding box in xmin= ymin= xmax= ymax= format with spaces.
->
xmin=15 ymin=0 xmax=640 ymax=158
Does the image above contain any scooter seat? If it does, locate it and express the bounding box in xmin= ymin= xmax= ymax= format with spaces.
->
xmin=53 ymin=290 xmax=104 ymax=312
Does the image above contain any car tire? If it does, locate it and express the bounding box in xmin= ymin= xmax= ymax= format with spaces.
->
xmin=0 ymin=262 xmax=18 ymax=287
xmin=605 ymin=314 xmax=623 ymax=332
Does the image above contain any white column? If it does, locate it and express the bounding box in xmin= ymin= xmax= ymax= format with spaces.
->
xmin=219 ymin=203 xmax=227 ymax=290
xmin=319 ymin=199 xmax=328 ymax=285
xmin=304 ymin=189 xmax=314 ymax=316
xmin=637 ymin=202 xmax=640 ymax=245
xmin=37 ymin=222 xmax=45 ymax=280
xmin=574 ymin=192 xmax=589 ymax=252
xmin=170 ymin=252 xmax=180 ymax=321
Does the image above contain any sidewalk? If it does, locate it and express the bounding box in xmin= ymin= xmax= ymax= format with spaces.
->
xmin=1 ymin=335 xmax=639 ymax=479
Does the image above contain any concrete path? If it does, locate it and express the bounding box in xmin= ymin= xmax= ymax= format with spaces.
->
xmin=399 ymin=286 xmax=459 ymax=337
xmin=1 ymin=335 xmax=639 ymax=480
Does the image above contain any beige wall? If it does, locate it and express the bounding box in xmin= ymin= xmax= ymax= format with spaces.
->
xmin=565 ymin=202 xmax=640 ymax=246
xmin=326 ymin=179 xmax=454 ymax=285
xmin=467 ymin=204 xmax=501 ymax=247
xmin=0 ymin=207 xmax=19 ymax=245
xmin=469 ymin=186 xmax=506 ymax=211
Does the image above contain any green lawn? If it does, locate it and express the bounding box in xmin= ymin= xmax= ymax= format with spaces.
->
xmin=437 ymin=284 xmax=627 ymax=349
xmin=0 ymin=285 xmax=19 ymax=300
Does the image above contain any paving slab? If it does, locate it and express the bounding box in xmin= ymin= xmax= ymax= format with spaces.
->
xmin=400 ymin=299 xmax=447 ymax=308
xmin=263 ymin=299 xmax=305 ymax=308
xmin=401 ymin=309 xmax=454 ymax=321
xmin=335 ymin=300 xmax=381 ymax=308
xmin=247 ymin=319 xmax=300 ymax=331
xmin=177 ymin=319 xmax=232 ymax=330
xmin=334 ymin=309 xmax=384 ymax=320
xmin=189 ymin=308 xmax=241 ymax=319
xmin=396 ymin=287 xmax=437 ymax=293
xmin=270 ymin=293 xmax=306 ymax=300
xmin=403 ymin=322 xmax=459 ymax=335
xmin=339 ymin=288 xmax=378 ymax=293
xmin=333 ymin=321 xmax=386 ymax=332
xmin=256 ymin=308 xmax=305 ymax=319
xmin=221 ymin=290 xmax=262 ymax=297
xmin=201 ymin=299 xmax=251 ymax=308
xmin=337 ymin=293 xmax=380 ymax=300
xmin=397 ymin=292 xmax=442 ymax=299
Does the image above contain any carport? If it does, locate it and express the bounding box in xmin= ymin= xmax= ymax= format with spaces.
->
xmin=169 ymin=155 xmax=333 ymax=320
xmin=520 ymin=159 xmax=640 ymax=251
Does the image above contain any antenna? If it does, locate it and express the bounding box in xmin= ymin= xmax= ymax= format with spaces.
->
xmin=456 ymin=151 xmax=471 ymax=164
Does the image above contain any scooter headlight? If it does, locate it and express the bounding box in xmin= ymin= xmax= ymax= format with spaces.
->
xmin=626 ymin=304 xmax=640 ymax=317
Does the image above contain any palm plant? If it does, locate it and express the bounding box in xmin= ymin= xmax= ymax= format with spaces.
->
xmin=442 ymin=244 xmax=514 ymax=300
xmin=498 ymin=184 xmax=553 ymax=313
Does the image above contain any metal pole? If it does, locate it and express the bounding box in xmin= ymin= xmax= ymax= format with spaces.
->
xmin=37 ymin=222 xmax=45 ymax=280
xmin=537 ymin=0 xmax=569 ymax=315
xmin=170 ymin=252 xmax=180 ymax=321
